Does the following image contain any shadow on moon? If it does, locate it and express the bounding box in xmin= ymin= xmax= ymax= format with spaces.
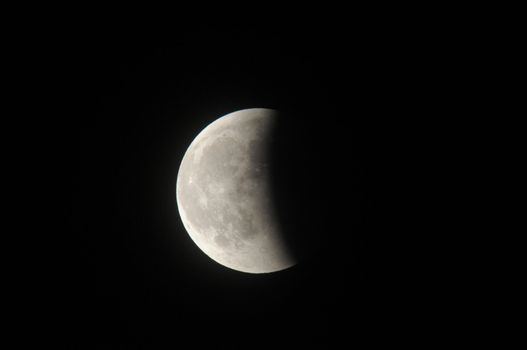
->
xmin=267 ymin=110 xmax=330 ymax=266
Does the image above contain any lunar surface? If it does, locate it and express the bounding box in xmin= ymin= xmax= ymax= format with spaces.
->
xmin=176 ymin=108 xmax=295 ymax=273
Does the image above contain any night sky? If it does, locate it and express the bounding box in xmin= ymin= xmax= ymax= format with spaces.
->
xmin=40 ymin=22 xmax=446 ymax=346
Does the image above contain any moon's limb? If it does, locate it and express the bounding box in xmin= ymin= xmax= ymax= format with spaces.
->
xmin=176 ymin=108 xmax=295 ymax=273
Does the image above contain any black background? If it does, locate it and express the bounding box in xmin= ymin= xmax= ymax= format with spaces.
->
xmin=31 ymin=20 xmax=452 ymax=347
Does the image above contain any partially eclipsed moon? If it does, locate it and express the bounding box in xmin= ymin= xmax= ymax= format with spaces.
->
xmin=176 ymin=108 xmax=295 ymax=273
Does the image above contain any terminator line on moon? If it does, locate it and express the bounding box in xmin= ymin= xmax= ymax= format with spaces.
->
xmin=176 ymin=108 xmax=295 ymax=273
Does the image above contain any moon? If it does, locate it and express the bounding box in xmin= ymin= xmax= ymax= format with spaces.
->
xmin=176 ymin=108 xmax=295 ymax=273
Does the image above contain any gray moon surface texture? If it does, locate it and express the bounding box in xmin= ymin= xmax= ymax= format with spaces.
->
xmin=176 ymin=108 xmax=295 ymax=273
